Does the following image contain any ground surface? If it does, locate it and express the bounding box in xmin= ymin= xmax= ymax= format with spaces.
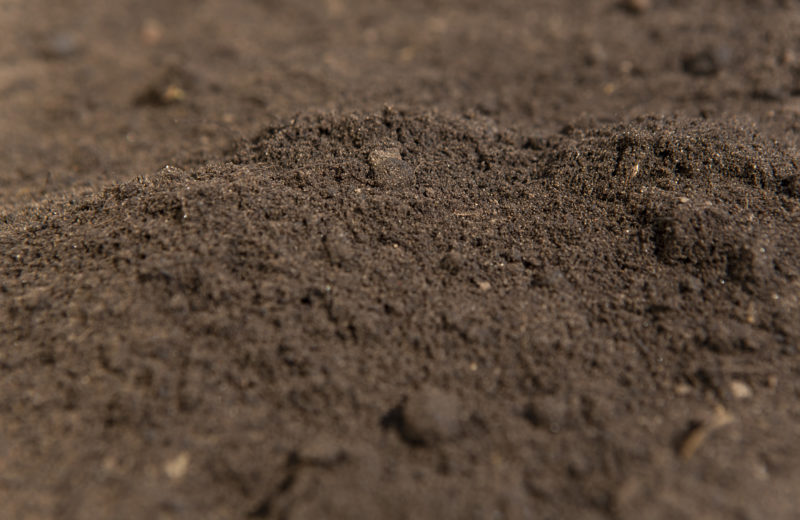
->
xmin=1 ymin=1 xmax=799 ymax=519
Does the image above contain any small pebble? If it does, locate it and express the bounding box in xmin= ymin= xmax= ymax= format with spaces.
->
xmin=141 ymin=18 xmax=164 ymax=45
xmin=162 ymin=85 xmax=186 ymax=103
xmin=729 ymin=380 xmax=753 ymax=399
xmin=164 ymin=452 xmax=190 ymax=480
xmin=368 ymin=147 xmax=414 ymax=187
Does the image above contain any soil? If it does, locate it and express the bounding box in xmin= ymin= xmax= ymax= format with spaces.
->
xmin=1 ymin=1 xmax=800 ymax=519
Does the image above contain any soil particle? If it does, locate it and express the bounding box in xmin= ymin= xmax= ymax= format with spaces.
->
xmin=40 ymin=31 xmax=83 ymax=59
xmin=780 ymin=174 xmax=800 ymax=198
xmin=530 ymin=266 xmax=569 ymax=291
xmin=368 ymin=147 xmax=415 ymax=187
xmin=726 ymin=242 xmax=774 ymax=290
xmin=729 ymin=380 xmax=753 ymax=400
xmin=524 ymin=395 xmax=572 ymax=433
xmin=323 ymin=226 xmax=355 ymax=267
xmin=400 ymin=386 xmax=464 ymax=445
xmin=678 ymin=275 xmax=704 ymax=294
xmin=164 ymin=452 xmax=191 ymax=480
xmin=682 ymin=46 xmax=733 ymax=76
xmin=133 ymin=67 xmax=194 ymax=107
xmin=704 ymin=319 xmax=767 ymax=353
xmin=440 ymin=251 xmax=465 ymax=274
xmin=294 ymin=435 xmax=350 ymax=468
xmin=620 ymin=0 xmax=652 ymax=14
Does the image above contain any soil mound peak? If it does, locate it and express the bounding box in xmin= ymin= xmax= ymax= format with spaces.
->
xmin=544 ymin=116 xmax=798 ymax=197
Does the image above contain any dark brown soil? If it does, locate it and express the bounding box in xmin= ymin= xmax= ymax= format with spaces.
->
xmin=2 ymin=1 xmax=800 ymax=519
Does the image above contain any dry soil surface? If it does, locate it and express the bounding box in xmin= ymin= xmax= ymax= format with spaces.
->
xmin=1 ymin=1 xmax=800 ymax=519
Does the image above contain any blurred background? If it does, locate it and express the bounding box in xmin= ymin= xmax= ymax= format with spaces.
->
xmin=1 ymin=0 xmax=798 ymax=204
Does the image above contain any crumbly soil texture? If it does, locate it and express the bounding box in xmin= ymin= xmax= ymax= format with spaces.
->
xmin=2 ymin=1 xmax=800 ymax=519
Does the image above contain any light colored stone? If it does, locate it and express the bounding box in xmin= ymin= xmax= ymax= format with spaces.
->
xmin=730 ymin=380 xmax=753 ymax=399
xmin=164 ymin=452 xmax=190 ymax=480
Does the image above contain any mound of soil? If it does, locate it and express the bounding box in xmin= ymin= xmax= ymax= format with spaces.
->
xmin=4 ymin=0 xmax=800 ymax=518
xmin=2 ymin=110 xmax=799 ymax=519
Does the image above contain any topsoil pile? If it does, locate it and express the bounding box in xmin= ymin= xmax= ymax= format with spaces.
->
xmin=1 ymin=1 xmax=800 ymax=519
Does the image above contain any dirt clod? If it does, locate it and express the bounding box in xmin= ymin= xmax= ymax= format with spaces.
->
xmin=401 ymin=386 xmax=464 ymax=445
xmin=682 ymin=47 xmax=732 ymax=76
xmin=368 ymin=148 xmax=415 ymax=187
xmin=524 ymin=395 xmax=571 ymax=433
xmin=440 ymin=251 xmax=465 ymax=274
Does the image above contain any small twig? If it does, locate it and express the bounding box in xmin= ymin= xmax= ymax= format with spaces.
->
xmin=679 ymin=406 xmax=734 ymax=460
